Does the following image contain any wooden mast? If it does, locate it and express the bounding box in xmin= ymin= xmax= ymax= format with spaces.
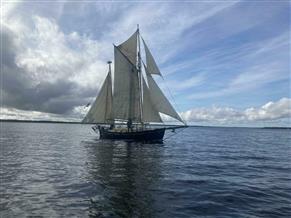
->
xmin=137 ymin=24 xmax=143 ymax=126
xmin=106 ymin=60 xmax=113 ymax=125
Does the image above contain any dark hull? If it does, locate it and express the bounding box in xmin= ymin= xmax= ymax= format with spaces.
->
xmin=98 ymin=127 xmax=165 ymax=141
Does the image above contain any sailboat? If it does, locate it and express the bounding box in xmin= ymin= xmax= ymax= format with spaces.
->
xmin=82 ymin=27 xmax=187 ymax=141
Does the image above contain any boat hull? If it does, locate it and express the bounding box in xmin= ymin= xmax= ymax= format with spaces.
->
xmin=98 ymin=127 xmax=165 ymax=142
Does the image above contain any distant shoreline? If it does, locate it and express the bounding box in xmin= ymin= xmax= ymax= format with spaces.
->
xmin=1 ymin=119 xmax=290 ymax=129
xmin=0 ymin=119 xmax=82 ymax=124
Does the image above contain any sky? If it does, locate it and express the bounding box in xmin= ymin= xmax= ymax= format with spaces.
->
xmin=1 ymin=0 xmax=290 ymax=127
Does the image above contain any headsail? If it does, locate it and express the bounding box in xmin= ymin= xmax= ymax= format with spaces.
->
xmin=144 ymin=64 xmax=183 ymax=123
xmin=113 ymin=46 xmax=141 ymax=122
xmin=118 ymin=31 xmax=138 ymax=65
xmin=142 ymin=77 xmax=163 ymax=123
xmin=142 ymin=38 xmax=161 ymax=75
xmin=82 ymin=71 xmax=113 ymax=123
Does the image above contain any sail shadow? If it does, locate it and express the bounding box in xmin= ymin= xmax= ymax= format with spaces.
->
xmin=82 ymin=140 xmax=164 ymax=217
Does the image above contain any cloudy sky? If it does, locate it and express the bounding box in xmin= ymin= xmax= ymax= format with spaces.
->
xmin=1 ymin=0 xmax=290 ymax=127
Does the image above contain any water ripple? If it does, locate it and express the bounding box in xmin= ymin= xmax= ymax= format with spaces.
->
xmin=1 ymin=123 xmax=291 ymax=217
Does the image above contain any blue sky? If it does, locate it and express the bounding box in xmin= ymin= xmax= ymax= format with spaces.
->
xmin=1 ymin=1 xmax=290 ymax=126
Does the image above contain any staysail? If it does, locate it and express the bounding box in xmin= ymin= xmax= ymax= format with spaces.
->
xmin=144 ymin=64 xmax=183 ymax=123
xmin=82 ymin=71 xmax=113 ymax=123
xmin=142 ymin=77 xmax=162 ymax=123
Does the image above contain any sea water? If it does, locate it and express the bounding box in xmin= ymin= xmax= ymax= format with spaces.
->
xmin=0 ymin=122 xmax=290 ymax=217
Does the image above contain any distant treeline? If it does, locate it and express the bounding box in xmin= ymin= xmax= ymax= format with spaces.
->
xmin=262 ymin=127 xmax=291 ymax=130
xmin=0 ymin=119 xmax=82 ymax=124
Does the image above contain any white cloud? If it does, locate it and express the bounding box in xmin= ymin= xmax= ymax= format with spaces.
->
xmin=14 ymin=16 xmax=107 ymax=89
xmin=1 ymin=8 xmax=110 ymax=114
xmin=245 ymin=98 xmax=291 ymax=121
xmin=182 ymin=106 xmax=245 ymax=123
xmin=181 ymin=98 xmax=291 ymax=125
xmin=1 ymin=1 xmax=22 ymax=21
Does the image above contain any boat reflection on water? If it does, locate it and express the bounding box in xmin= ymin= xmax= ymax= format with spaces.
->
xmin=83 ymin=139 xmax=164 ymax=217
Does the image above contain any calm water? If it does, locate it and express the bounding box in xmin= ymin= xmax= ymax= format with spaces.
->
xmin=0 ymin=122 xmax=290 ymax=217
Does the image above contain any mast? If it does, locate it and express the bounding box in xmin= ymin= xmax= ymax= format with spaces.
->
xmin=137 ymin=24 xmax=143 ymax=124
xmin=105 ymin=61 xmax=112 ymax=124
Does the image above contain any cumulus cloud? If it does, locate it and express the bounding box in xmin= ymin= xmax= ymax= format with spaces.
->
xmin=245 ymin=98 xmax=291 ymax=121
xmin=182 ymin=106 xmax=244 ymax=123
xmin=14 ymin=16 xmax=106 ymax=88
xmin=1 ymin=12 xmax=107 ymax=114
xmin=181 ymin=98 xmax=291 ymax=124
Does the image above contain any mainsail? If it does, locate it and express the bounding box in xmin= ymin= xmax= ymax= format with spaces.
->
xmin=113 ymin=46 xmax=141 ymax=122
xmin=83 ymin=28 xmax=185 ymax=125
xmin=142 ymin=77 xmax=162 ymax=123
xmin=82 ymin=71 xmax=113 ymax=123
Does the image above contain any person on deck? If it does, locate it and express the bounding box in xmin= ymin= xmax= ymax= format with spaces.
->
xmin=127 ymin=119 xmax=132 ymax=132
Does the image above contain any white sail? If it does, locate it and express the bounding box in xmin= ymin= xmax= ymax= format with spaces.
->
xmin=145 ymin=67 xmax=183 ymax=123
xmin=142 ymin=38 xmax=161 ymax=75
xmin=142 ymin=76 xmax=162 ymax=123
xmin=82 ymin=72 xmax=113 ymax=123
xmin=113 ymin=46 xmax=141 ymax=121
xmin=118 ymin=31 xmax=138 ymax=65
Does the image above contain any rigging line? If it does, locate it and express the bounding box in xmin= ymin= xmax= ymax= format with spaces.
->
xmin=161 ymin=76 xmax=187 ymax=125
xmin=163 ymin=127 xmax=187 ymax=141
